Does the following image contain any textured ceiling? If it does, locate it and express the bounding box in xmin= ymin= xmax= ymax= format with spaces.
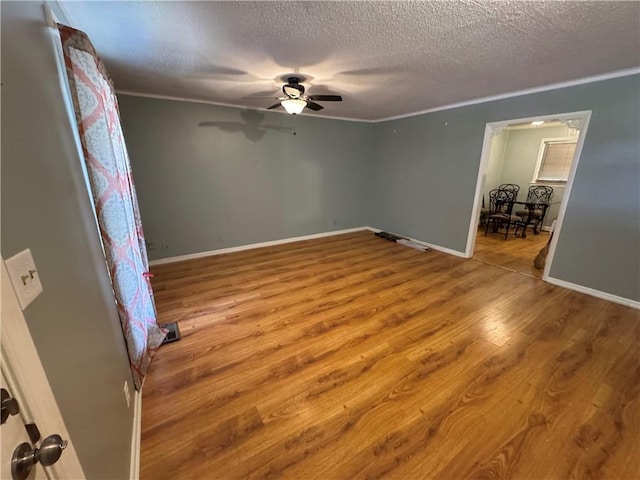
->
xmin=61 ymin=1 xmax=640 ymax=121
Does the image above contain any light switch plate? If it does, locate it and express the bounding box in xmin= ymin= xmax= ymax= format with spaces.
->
xmin=5 ymin=249 xmax=43 ymax=310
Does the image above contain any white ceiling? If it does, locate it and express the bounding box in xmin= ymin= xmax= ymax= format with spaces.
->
xmin=60 ymin=1 xmax=640 ymax=121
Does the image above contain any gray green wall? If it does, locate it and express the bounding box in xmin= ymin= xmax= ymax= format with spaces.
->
xmin=1 ymin=2 xmax=134 ymax=478
xmin=371 ymin=74 xmax=640 ymax=301
xmin=484 ymin=129 xmax=508 ymax=201
xmin=119 ymin=95 xmax=374 ymax=260
xmin=370 ymin=108 xmax=487 ymax=250
xmin=496 ymin=125 xmax=569 ymax=227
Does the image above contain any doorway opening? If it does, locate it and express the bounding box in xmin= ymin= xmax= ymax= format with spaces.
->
xmin=466 ymin=111 xmax=591 ymax=279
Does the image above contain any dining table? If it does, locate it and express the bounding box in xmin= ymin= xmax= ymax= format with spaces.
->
xmin=513 ymin=201 xmax=559 ymax=238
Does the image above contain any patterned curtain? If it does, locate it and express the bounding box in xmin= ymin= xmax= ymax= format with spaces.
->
xmin=58 ymin=25 xmax=165 ymax=389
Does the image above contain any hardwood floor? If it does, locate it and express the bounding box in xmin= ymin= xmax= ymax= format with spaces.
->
xmin=141 ymin=231 xmax=639 ymax=480
xmin=473 ymin=225 xmax=550 ymax=278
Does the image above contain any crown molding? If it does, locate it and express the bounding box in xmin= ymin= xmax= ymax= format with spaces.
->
xmin=118 ymin=68 xmax=638 ymax=124
xmin=115 ymin=90 xmax=375 ymax=123
xmin=375 ymin=67 xmax=640 ymax=123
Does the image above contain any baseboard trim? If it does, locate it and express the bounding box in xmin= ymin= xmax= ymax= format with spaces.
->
xmin=545 ymin=276 xmax=640 ymax=310
xmin=129 ymin=389 xmax=142 ymax=480
xmin=365 ymin=227 xmax=467 ymax=258
xmin=148 ymin=227 xmax=368 ymax=266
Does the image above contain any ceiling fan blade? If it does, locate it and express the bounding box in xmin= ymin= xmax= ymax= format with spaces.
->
xmin=308 ymin=95 xmax=342 ymax=102
xmin=267 ymin=103 xmax=282 ymax=110
xmin=305 ymin=101 xmax=324 ymax=111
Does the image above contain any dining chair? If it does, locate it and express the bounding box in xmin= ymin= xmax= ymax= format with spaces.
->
xmin=515 ymin=185 xmax=554 ymax=235
xmin=484 ymin=188 xmax=521 ymax=239
xmin=497 ymin=183 xmax=521 ymax=200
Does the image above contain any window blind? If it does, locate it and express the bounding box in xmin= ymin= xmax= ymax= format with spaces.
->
xmin=537 ymin=141 xmax=576 ymax=182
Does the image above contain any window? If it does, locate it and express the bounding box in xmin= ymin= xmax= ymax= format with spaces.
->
xmin=532 ymin=137 xmax=577 ymax=184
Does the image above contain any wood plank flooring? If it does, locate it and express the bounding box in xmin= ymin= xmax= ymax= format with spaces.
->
xmin=141 ymin=231 xmax=639 ymax=480
xmin=473 ymin=225 xmax=550 ymax=278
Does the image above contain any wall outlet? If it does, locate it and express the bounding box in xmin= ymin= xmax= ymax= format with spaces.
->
xmin=5 ymin=249 xmax=43 ymax=310
xmin=123 ymin=380 xmax=131 ymax=408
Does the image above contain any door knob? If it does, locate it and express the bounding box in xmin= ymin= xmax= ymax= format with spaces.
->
xmin=11 ymin=434 xmax=68 ymax=480
xmin=1 ymin=388 xmax=20 ymax=425
xmin=37 ymin=434 xmax=68 ymax=466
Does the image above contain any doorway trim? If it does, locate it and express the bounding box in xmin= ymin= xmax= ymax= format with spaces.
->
xmin=1 ymin=260 xmax=86 ymax=478
xmin=464 ymin=110 xmax=592 ymax=283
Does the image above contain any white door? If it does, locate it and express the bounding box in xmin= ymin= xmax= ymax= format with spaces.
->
xmin=0 ymin=261 xmax=85 ymax=479
xmin=1 ymin=370 xmax=47 ymax=479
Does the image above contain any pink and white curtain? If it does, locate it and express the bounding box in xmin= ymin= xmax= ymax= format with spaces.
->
xmin=58 ymin=25 xmax=165 ymax=389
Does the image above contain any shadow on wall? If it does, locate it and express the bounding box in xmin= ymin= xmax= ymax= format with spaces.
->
xmin=199 ymin=109 xmax=295 ymax=142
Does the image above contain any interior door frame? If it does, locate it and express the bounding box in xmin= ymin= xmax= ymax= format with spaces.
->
xmin=464 ymin=110 xmax=592 ymax=282
xmin=1 ymin=260 xmax=86 ymax=479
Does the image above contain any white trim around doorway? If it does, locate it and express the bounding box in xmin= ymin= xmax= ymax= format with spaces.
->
xmin=464 ymin=110 xmax=592 ymax=285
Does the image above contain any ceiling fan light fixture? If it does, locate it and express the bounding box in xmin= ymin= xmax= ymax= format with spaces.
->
xmin=281 ymin=98 xmax=306 ymax=115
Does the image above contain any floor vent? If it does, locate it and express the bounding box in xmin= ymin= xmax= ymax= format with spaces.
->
xmin=375 ymin=231 xmax=429 ymax=251
xmin=160 ymin=322 xmax=181 ymax=345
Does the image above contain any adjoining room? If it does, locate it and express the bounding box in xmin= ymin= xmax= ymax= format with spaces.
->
xmin=1 ymin=2 xmax=639 ymax=479
xmin=473 ymin=116 xmax=584 ymax=278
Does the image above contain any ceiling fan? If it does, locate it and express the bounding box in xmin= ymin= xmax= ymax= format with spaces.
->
xmin=265 ymin=77 xmax=342 ymax=115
